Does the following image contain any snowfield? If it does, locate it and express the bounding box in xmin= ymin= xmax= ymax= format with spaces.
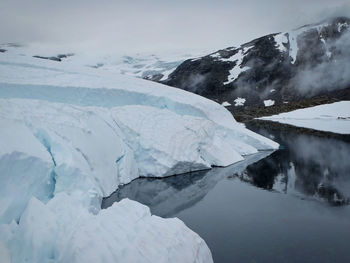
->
xmin=0 ymin=47 xmax=278 ymax=263
xmin=259 ymin=101 xmax=350 ymax=134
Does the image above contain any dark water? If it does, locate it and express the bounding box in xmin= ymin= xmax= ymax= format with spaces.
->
xmin=103 ymin=122 xmax=350 ymax=263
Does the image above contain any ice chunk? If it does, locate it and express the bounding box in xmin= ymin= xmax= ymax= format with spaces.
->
xmin=0 ymin=119 xmax=54 ymax=224
xmin=3 ymin=194 xmax=212 ymax=263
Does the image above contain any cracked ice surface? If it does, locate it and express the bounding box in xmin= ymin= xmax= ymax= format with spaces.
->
xmin=0 ymin=49 xmax=278 ymax=263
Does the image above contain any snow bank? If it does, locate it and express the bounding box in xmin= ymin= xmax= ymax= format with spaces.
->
xmin=0 ymin=48 xmax=278 ymax=262
xmin=259 ymin=101 xmax=350 ymax=134
xmin=274 ymin=33 xmax=288 ymax=52
xmin=223 ymin=49 xmax=250 ymax=85
xmin=234 ymin=97 xmax=246 ymax=106
xmin=264 ymin=99 xmax=275 ymax=107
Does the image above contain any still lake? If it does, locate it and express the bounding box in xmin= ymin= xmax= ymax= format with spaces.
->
xmin=103 ymin=121 xmax=350 ymax=263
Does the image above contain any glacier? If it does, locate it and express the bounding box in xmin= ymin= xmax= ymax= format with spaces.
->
xmin=0 ymin=47 xmax=278 ymax=263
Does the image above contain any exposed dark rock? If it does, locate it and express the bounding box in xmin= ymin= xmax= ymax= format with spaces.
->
xmin=0 ymin=49 xmax=6 ymax=53
xmin=33 ymin=53 xmax=74 ymax=62
xmin=33 ymin=55 xmax=62 ymax=62
xmin=151 ymin=17 xmax=350 ymax=117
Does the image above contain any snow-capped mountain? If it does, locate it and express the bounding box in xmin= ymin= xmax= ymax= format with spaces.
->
xmin=0 ymin=45 xmax=278 ymax=262
xmin=159 ymin=17 xmax=350 ymax=115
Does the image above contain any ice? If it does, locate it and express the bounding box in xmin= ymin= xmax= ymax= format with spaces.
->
xmin=1 ymin=195 xmax=211 ymax=263
xmin=264 ymin=100 xmax=275 ymax=107
xmin=0 ymin=49 xmax=278 ymax=262
xmin=0 ymin=119 xmax=54 ymax=224
xmin=103 ymin=151 xmax=274 ymax=217
xmin=0 ymin=240 xmax=11 ymax=263
xmin=258 ymin=101 xmax=350 ymax=134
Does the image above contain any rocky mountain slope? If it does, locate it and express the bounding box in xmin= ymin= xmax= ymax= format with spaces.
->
xmin=157 ymin=17 xmax=350 ymax=118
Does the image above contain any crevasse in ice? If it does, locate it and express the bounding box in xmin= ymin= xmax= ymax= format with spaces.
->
xmin=0 ymin=48 xmax=278 ymax=263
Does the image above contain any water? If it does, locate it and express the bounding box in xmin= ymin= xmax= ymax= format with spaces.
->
xmin=103 ymin=122 xmax=350 ymax=263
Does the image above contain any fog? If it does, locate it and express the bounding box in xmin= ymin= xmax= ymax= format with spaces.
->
xmin=292 ymin=29 xmax=350 ymax=95
xmin=1 ymin=0 xmax=350 ymax=54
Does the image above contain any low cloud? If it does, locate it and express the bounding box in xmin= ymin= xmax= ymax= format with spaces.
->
xmin=292 ymin=28 xmax=350 ymax=95
xmin=1 ymin=0 xmax=349 ymax=54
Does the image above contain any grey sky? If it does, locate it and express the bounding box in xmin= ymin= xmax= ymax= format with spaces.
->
xmin=1 ymin=0 xmax=350 ymax=54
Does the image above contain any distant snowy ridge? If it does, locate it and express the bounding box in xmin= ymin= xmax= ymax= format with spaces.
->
xmin=0 ymin=49 xmax=278 ymax=263
xmin=258 ymin=101 xmax=350 ymax=134
xmin=0 ymin=43 xmax=200 ymax=81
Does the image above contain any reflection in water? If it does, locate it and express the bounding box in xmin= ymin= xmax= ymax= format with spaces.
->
xmin=102 ymin=151 xmax=273 ymax=216
xmin=103 ymin=124 xmax=350 ymax=211
xmin=102 ymin=123 xmax=350 ymax=263
xmin=244 ymin=122 xmax=350 ymax=206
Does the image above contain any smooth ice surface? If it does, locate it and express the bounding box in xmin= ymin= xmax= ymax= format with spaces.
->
xmin=0 ymin=47 xmax=278 ymax=263
xmin=259 ymin=101 xmax=350 ymax=134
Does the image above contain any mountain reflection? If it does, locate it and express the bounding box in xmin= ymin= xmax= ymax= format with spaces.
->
xmin=243 ymin=122 xmax=350 ymax=206
xmin=102 ymin=123 xmax=350 ymax=216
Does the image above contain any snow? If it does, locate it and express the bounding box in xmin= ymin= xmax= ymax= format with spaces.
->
xmin=209 ymin=52 xmax=221 ymax=59
xmin=0 ymin=43 xmax=206 ymax=82
xmin=287 ymin=30 xmax=300 ymax=64
xmin=274 ymin=33 xmax=288 ymax=52
xmin=320 ymin=37 xmax=332 ymax=59
xmin=338 ymin=22 xmax=349 ymax=32
xmin=286 ymin=21 xmax=337 ymax=64
xmin=264 ymin=100 xmax=275 ymax=107
xmin=258 ymin=101 xmax=350 ymax=134
xmin=234 ymin=97 xmax=246 ymax=106
xmin=221 ymin=101 xmax=231 ymax=107
xmin=0 ymin=47 xmax=278 ymax=262
xmin=223 ymin=49 xmax=250 ymax=85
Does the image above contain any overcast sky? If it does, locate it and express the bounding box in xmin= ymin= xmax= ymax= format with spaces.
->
xmin=1 ymin=0 xmax=350 ymax=54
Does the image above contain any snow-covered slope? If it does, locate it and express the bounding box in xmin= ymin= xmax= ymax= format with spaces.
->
xmin=0 ymin=47 xmax=278 ymax=263
xmin=0 ymin=43 xmax=200 ymax=81
xmin=258 ymin=101 xmax=350 ymax=134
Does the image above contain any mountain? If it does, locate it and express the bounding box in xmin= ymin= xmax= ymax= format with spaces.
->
xmin=157 ymin=17 xmax=350 ymax=120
